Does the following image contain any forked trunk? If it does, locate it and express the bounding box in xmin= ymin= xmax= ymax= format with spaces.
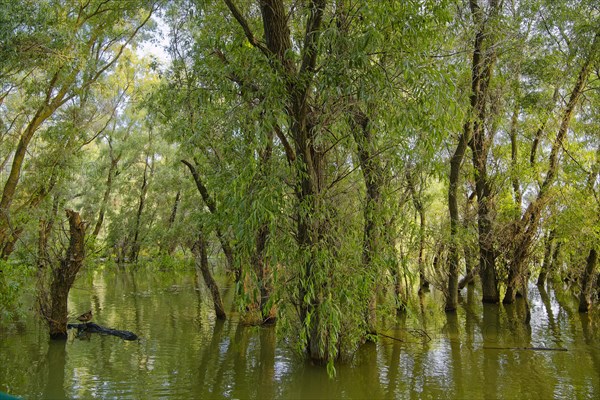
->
xmin=43 ymin=210 xmax=86 ymax=339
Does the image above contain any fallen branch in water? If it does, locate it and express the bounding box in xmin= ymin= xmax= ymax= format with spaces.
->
xmin=378 ymin=328 xmax=433 ymax=344
xmin=483 ymin=346 xmax=567 ymax=352
xmin=378 ymin=332 xmax=404 ymax=342
xmin=408 ymin=328 xmax=431 ymax=342
xmin=67 ymin=322 xmax=138 ymax=341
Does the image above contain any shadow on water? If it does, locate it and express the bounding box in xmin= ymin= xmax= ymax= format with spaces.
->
xmin=1 ymin=269 xmax=600 ymax=399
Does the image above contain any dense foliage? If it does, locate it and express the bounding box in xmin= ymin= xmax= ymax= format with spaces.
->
xmin=1 ymin=0 xmax=598 ymax=373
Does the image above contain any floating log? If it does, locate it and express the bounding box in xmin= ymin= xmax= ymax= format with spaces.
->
xmin=483 ymin=346 xmax=567 ymax=352
xmin=67 ymin=322 xmax=138 ymax=341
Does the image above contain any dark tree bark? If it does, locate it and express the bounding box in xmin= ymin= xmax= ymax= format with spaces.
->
xmin=446 ymin=93 xmax=469 ymax=310
xmin=384 ymin=212 xmax=406 ymax=315
xmin=406 ymin=170 xmax=428 ymax=290
xmin=167 ymin=191 xmax=181 ymax=229
xmin=67 ymin=322 xmax=138 ymax=341
xmin=578 ymin=248 xmax=598 ymax=312
xmin=224 ymin=0 xmax=349 ymax=363
xmin=351 ymin=109 xmax=384 ymax=335
xmin=509 ymin=102 xmax=522 ymax=207
xmin=254 ymin=0 xmax=330 ymax=362
xmin=468 ymin=0 xmax=501 ymax=304
xmin=1 ymin=228 xmax=23 ymax=261
xmin=192 ymin=231 xmax=226 ymax=320
xmin=459 ymin=192 xmax=477 ymax=289
xmin=537 ymin=229 xmax=556 ymax=286
xmin=253 ymin=132 xmax=277 ymax=324
xmin=447 ymin=0 xmax=500 ymax=309
xmin=182 ymin=159 xmax=238 ymax=281
xmin=37 ymin=197 xmax=60 ymax=270
xmin=39 ymin=210 xmax=86 ymax=339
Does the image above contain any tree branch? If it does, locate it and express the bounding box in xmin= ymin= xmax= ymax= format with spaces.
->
xmin=300 ymin=0 xmax=327 ymax=75
xmin=222 ymin=0 xmax=271 ymax=57
xmin=181 ymin=160 xmax=217 ymax=214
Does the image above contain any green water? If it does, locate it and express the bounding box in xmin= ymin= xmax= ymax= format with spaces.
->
xmin=1 ymin=268 xmax=599 ymax=399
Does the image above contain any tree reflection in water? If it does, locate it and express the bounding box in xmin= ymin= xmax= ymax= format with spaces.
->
xmin=0 ymin=270 xmax=599 ymax=399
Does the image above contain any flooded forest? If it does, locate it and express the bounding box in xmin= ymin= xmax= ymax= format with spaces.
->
xmin=1 ymin=0 xmax=599 ymax=399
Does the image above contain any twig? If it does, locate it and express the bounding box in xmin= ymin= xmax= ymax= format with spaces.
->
xmin=378 ymin=332 xmax=404 ymax=342
xmin=483 ymin=346 xmax=567 ymax=352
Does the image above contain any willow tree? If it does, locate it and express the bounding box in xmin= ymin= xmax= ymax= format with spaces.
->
xmin=195 ymin=0 xmax=456 ymax=365
xmin=0 ymin=0 xmax=159 ymax=258
xmin=329 ymin=1 xmax=456 ymax=327
xmin=446 ymin=0 xmax=502 ymax=310
xmin=502 ymin=10 xmax=600 ymax=305
xmin=211 ymin=0 xmax=340 ymax=360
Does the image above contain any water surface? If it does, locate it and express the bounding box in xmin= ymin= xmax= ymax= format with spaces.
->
xmin=1 ymin=268 xmax=598 ymax=399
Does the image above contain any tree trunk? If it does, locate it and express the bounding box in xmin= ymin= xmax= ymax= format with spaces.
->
xmin=1 ymin=170 xmax=58 ymax=260
xmin=0 ymin=101 xmax=57 ymax=251
xmin=261 ymin=0 xmax=331 ymax=363
xmin=251 ymin=223 xmax=276 ymax=324
xmin=352 ymin=109 xmax=384 ymax=335
xmin=578 ymin=248 xmax=598 ymax=312
xmin=37 ymin=197 xmax=60 ymax=269
xmin=167 ymin=191 xmax=182 ymax=254
xmin=244 ymin=131 xmax=277 ymax=325
xmin=42 ymin=210 xmax=86 ymax=339
xmin=506 ymin=98 xmax=526 ymax=298
xmin=469 ymin=0 xmax=500 ymax=304
xmin=182 ymin=160 xmax=238 ymax=281
xmin=447 ymin=124 xmax=469 ymax=311
xmin=447 ymin=0 xmax=498 ymax=310
xmin=383 ymin=215 xmax=405 ymax=315
xmin=129 ymin=152 xmax=153 ymax=263
xmin=1 ymin=228 xmax=23 ymax=260
xmin=192 ymin=231 xmax=226 ymax=320
xmin=92 ymin=147 xmax=120 ymax=239
xmin=509 ymin=102 xmax=522 ymax=208
xmin=225 ymin=0 xmax=332 ymax=363
xmin=537 ymin=229 xmax=556 ymax=286
xmin=159 ymin=190 xmax=181 ymax=255
xmin=530 ymin=87 xmax=559 ymax=167
xmin=459 ymin=259 xmax=478 ymax=290
xmin=406 ymin=171 xmax=428 ymax=290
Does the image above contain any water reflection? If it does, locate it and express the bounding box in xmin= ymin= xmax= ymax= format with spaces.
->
xmin=1 ymin=270 xmax=599 ymax=399
xmin=44 ymin=341 xmax=66 ymax=399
